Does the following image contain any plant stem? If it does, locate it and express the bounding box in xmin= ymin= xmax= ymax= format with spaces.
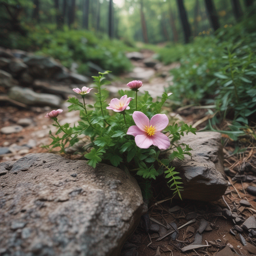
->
xmin=122 ymin=112 xmax=127 ymax=126
xmin=55 ymin=120 xmax=68 ymax=135
xmin=82 ymin=96 xmax=88 ymax=114
xmin=228 ymin=49 xmax=239 ymax=103
xmin=136 ymin=90 xmax=138 ymax=110
xmin=98 ymin=86 xmax=110 ymax=126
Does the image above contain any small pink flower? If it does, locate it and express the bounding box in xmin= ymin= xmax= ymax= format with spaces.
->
xmin=73 ymin=86 xmax=93 ymax=95
xmin=127 ymin=111 xmax=170 ymax=150
xmin=106 ymin=95 xmax=132 ymax=112
xmin=45 ymin=109 xmax=63 ymax=118
xmin=127 ymin=80 xmax=143 ymax=90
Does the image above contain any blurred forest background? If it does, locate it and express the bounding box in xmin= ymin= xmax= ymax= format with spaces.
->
xmin=0 ymin=0 xmax=256 ymax=138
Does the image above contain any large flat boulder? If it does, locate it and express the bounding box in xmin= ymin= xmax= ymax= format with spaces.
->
xmin=9 ymin=86 xmax=62 ymax=108
xmin=0 ymin=153 xmax=143 ymax=256
xmin=171 ymin=132 xmax=228 ymax=201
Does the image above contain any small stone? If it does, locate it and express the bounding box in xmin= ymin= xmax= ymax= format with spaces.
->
xmin=240 ymin=234 xmax=247 ymax=246
xmin=223 ymin=208 xmax=232 ymax=217
xmin=247 ymin=186 xmax=256 ymax=196
xmin=235 ymin=217 xmax=242 ymax=223
xmin=126 ymin=52 xmax=143 ymax=61
xmin=197 ymin=219 xmax=209 ymax=234
xmin=23 ymin=139 xmax=37 ymax=149
xmin=250 ymin=230 xmax=256 ymax=237
xmin=17 ymin=118 xmax=33 ymax=127
xmin=242 ymin=216 xmax=256 ymax=230
xmin=0 ymin=147 xmax=11 ymax=155
xmin=186 ymin=212 xmax=197 ymax=220
xmin=69 ymin=73 xmax=89 ymax=84
xmin=22 ymin=228 xmax=32 ymax=239
xmin=234 ymin=225 xmax=243 ymax=233
xmin=230 ymin=229 xmax=237 ymax=236
xmin=149 ymin=223 xmax=159 ymax=233
xmin=240 ymin=199 xmax=251 ymax=207
xmin=1 ymin=125 xmax=23 ymax=134
xmin=192 ymin=232 xmax=202 ymax=245
xmin=11 ymin=221 xmax=27 ymax=230
xmin=71 ymin=173 xmax=77 ymax=178
xmin=18 ymin=149 xmax=29 ymax=155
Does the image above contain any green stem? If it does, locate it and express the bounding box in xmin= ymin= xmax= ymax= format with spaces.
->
xmin=135 ymin=90 xmax=138 ymax=110
xmin=55 ymin=120 xmax=68 ymax=135
xmin=122 ymin=112 xmax=127 ymax=126
xmin=82 ymin=96 xmax=95 ymax=128
xmin=98 ymin=86 xmax=110 ymax=126
xmin=228 ymin=49 xmax=239 ymax=103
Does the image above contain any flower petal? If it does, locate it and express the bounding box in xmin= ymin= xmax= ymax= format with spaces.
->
xmin=120 ymin=95 xmax=127 ymax=104
xmin=133 ymin=111 xmax=149 ymax=131
xmin=152 ymin=132 xmax=170 ymax=150
xmin=127 ymin=125 xmax=145 ymax=136
xmin=135 ymin=134 xmax=153 ymax=149
xmin=150 ymin=114 xmax=169 ymax=132
xmin=73 ymin=88 xmax=81 ymax=94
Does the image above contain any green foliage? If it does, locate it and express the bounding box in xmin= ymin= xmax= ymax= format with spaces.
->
xmin=160 ymin=14 xmax=256 ymax=137
xmin=47 ymin=71 xmax=196 ymax=200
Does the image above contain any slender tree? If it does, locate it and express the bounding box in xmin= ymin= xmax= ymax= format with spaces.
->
xmin=108 ymin=0 xmax=114 ymax=38
xmin=96 ymin=0 xmax=101 ymax=31
xmin=231 ymin=0 xmax=243 ymax=21
xmin=176 ymin=0 xmax=191 ymax=44
xmin=54 ymin=0 xmax=62 ymax=28
xmin=140 ymin=0 xmax=148 ymax=43
xmin=193 ymin=0 xmax=199 ymax=36
xmin=32 ymin=0 xmax=40 ymax=22
xmin=61 ymin=0 xmax=67 ymax=26
xmin=204 ymin=0 xmax=220 ymax=32
xmin=244 ymin=0 xmax=254 ymax=7
xmin=68 ymin=0 xmax=76 ymax=28
xmin=82 ymin=0 xmax=89 ymax=29
xmin=168 ymin=0 xmax=178 ymax=43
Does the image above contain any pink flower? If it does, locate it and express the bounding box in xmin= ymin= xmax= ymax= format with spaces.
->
xmin=127 ymin=111 xmax=170 ymax=150
xmin=45 ymin=109 xmax=63 ymax=118
xmin=127 ymin=80 xmax=143 ymax=90
xmin=73 ymin=86 xmax=93 ymax=95
xmin=106 ymin=95 xmax=132 ymax=112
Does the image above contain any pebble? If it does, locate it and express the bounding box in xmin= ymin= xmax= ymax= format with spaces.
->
xmin=242 ymin=216 xmax=256 ymax=230
xmin=240 ymin=199 xmax=251 ymax=207
xmin=0 ymin=147 xmax=11 ymax=155
xmin=247 ymin=186 xmax=256 ymax=196
xmin=71 ymin=173 xmax=77 ymax=178
xmin=239 ymin=234 xmax=247 ymax=246
xmin=22 ymin=228 xmax=32 ymax=239
xmin=1 ymin=125 xmax=23 ymax=134
xmin=234 ymin=225 xmax=243 ymax=233
xmin=11 ymin=221 xmax=27 ymax=230
xmin=17 ymin=118 xmax=33 ymax=127
xmin=18 ymin=149 xmax=29 ymax=155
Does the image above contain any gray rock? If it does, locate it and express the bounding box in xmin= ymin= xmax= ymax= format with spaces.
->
xmin=0 ymin=153 xmax=143 ymax=256
xmin=20 ymin=71 xmax=33 ymax=84
xmin=9 ymin=58 xmax=27 ymax=74
xmin=11 ymin=221 xmax=27 ymax=230
xmin=247 ymin=186 xmax=256 ymax=196
xmin=10 ymin=154 xmax=40 ymax=173
xmin=126 ymin=52 xmax=143 ymax=61
xmin=17 ymin=118 xmax=33 ymax=127
xmin=23 ymin=139 xmax=37 ymax=149
xmin=23 ymin=55 xmax=62 ymax=79
xmin=242 ymin=216 xmax=256 ymax=230
xmin=9 ymin=86 xmax=62 ymax=108
xmin=0 ymin=70 xmax=16 ymax=87
xmin=240 ymin=199 xmax=251 ymax=207
xmin=12 ymin=49 xmax=27 ymax=59
xmin=69 ymin=73 xmax=89 ymax=84
xmin=0 ymin=147 xmax=11 ymax=155
xmin=1 ymin=125 xmax=23 ymax=134
xmin=0 ymin=48 xmax=13 ymax=58
xmin=129 ymin=67 xmax=155 ymax=81
xmin=0 ymin=57 xmax=10 ymax=68
xmin=169 ymin=132 xmax=227 ymax=201
xmin=143 ymin=58 xmax=158 ymax=68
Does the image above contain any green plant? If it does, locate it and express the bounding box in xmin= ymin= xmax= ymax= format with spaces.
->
xmin=44 ymin=72 xmax=196 ymax=199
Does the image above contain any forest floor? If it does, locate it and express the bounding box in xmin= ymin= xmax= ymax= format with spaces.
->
xmin=1 ymin=50 xmax=256 ymax=256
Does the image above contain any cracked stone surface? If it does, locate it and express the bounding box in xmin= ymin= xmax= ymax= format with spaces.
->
xmin=0 ymin=153 xmax=143 ymax=256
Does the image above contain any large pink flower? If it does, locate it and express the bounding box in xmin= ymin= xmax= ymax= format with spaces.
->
xmin=106 ymin=95 xmax=132 ymax=112
xmin=73 ymin=86 xmax=93 ymax=95
xmin=45 ymin=109 xmax=63 ymax=118
xmin=127 ymin=111 xmax=170 ymax=150
xmin=127 ymin=80 xmax=143 ymax=90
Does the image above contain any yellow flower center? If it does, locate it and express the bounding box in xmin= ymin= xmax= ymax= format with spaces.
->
xmin=145 ymin=125 xmax=156 ymax=137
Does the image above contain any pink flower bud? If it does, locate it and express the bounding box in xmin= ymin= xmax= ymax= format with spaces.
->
xmin=45 ymin=109 xmax=63 ymax=118
xmin=127 ymin=80 xmax=143 ymax=90
xmin=73 ymin=86 xmax=93 ymax=95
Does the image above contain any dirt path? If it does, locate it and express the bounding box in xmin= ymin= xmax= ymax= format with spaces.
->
xmin=1 ymin=50 xmax=256 ymax=256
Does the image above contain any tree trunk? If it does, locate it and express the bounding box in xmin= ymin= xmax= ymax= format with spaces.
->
xmin=54 ymin=0 xmax=62 ymax=28
xmin=168 ymin=1 xmax=178 ymax=43
xmin=96 ymin=0 xmax=101 ymax=31
xmin=231 ymin=0 xmax=243 ymax=21
xmin=193 ymin=0 xmax=199 ymax=36
xmin=140 ymin=0 xmax=148 ymax=43
xmin=32 ymin=0 xmax=40 ymax=22
xmin=82 ymin=0 xmax=89 ymax=29
xmin=61 ymin=0 xmax=67 ymax=26
xmin=176 ymin=0 xmax=191 ymax=44
xmin=244 ymin=0 xmax=254 ymax=7
xmin=68 ymin=0 xmax=76 ymax=28
xmin=108 ymin=0 xmax=114 ymax=38
xmin=204 ymin=0 xmax=220 ymax=32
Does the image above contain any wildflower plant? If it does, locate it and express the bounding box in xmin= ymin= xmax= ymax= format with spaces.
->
xmin=45 ymin=71 xmax=196 ymax=199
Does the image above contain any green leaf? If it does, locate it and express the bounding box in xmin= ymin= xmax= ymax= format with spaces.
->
xmin=239 ymin=77 xmax=252 ymax=83
xmin=84 ymin=148 xmax=105 ymax=168
xmin=214 ymin=72 xmax=228 ymax=79
xmin=127 ymin=148 xmax=136 ymax=162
